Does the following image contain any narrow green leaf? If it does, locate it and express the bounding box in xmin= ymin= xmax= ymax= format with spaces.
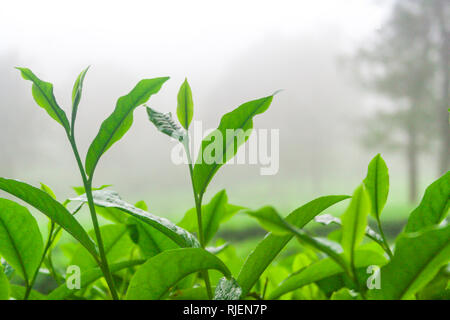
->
xmin=0 ymin=178 xmax=98 ymax=259
xmin=371 ymin=225 xmax=450 ymax=300
xmin=214 ymin=277 xmax=242 ymax=300
xmin=237 ymin=195 xmax=350 ymax=297
xmin=126 ymin=248 xmax=231 ymax=300
xmin=71 ymin=190 xmax=200 ymax=248
xmin=85 ymin=77 xmax=169 ymax=176
xmin=363 ymin=154 xmax=389 ymax=218
xmin=0 ymin=199 xmax=43 ymax=283
xmin=48 ymin=260 xmax=144 ymax=300
xmin=16 ymin=67 xmax=70 ymax=131
xmin=146 ymin=107 xmax=186 ymax=142
xmin=405 ymin=171 xmax=450 ymax=233
xmin=341 ymin=185 xmax=370 ymax=261
xmin=269 ymin=250 xmax=386 ymax=299
xmin=71 ymin=66 xmax=89 ymax=128
xmin=177 ymin=78 xmax=194 ymax=129
xmin=0 ymin=265 xmax=10 ymax=300
xmin=193 ymin=94 xmax=275 ymax=197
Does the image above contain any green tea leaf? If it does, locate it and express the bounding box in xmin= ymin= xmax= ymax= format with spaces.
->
xmin=10 ymin=285 xmax=46 ymax=300
xmin=48 ymin=259 xmax=144 ymax=300
xmin=177 ymin=78 xmax=194 ymax=129
xmin=371 ymin=225 xmax=450 ymax=300
xmin=40 ymin=182 xmax=57 ymax=199
xmin=71 ymin=190 xmax=199 ymax=248
xmin=363 ymin=154 xmax=389 ymax=218
xmin=269 ymin=250 xmax=386 ymax=299
xmin=16 ymin=67 xmax=70 ymax=131
xmin=244 ymin=206 xmax=291 ymax=235
xmin=0 ymin=178 xmax=98 ymax=259
xmin=71 ymin=66 xmax=89 ymax=128
xmin=193 ymin=94 xmax=275 ymax=197
xmin=315 ymin=214 xmax=384 ymax=248
xmin=214 ymin=277 xmax=242 ymax=300
xmin=341 ymin=185 xmax=370 ymax=262
xmin=127 ymin=218 xmax=178 ymax=258
xmin=405 ymin=172 xmax=450 ymax=233
xmin=146 ymin=107 xmax=186 ymax=142
xmin=170 ymin=286 xmax=212 ymax=300
xmin=237 ymin=195 xmax=350 ymax=297
xmin=179 ymin=190 xmax=242 ymax=245
xmin=126 ymin=248 xmax=231 ymax=300
xmin=85 ymin=77 xmax=169 ymax=176
xmin=0 ymin=199 xmax=44 ymax=283
xmin=330 ymin=288 xmax=362 ymax=300
xmin=0 ymin=266 xmax=10 ymax=300
xmin=71 ymin=224 xmax=134 ymax=272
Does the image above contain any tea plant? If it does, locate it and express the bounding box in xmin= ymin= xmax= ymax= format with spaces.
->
xmin=0 ymin=67 xmax=448 ymax=301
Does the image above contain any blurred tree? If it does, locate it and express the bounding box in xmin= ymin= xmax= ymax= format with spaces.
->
xmin=354 ymin=0 xmax=449 ymax=202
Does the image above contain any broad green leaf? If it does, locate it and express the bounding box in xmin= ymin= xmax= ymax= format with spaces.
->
xmin=269 ymin=250 xmax=387 ymax=299
xmin=193 ymin=94 xmax=275 ymax=197
xmin=71 ymin=66 xmax=89 ymax=126
xmin=71 ymin=224 xmax=134 ymax=272
xmin=244 ymin=206 xmax=290 ymax=235
xmin=85 ymin=77 xmax=169 ymax=176
xmin=0 ymin=178 xmax=98 ymax=259
xmin=330 ymin=288 xmax=362 ymax=300
xmin=134 ymin=200 xmax=148 ymax=211
xmin=178 ymin=190 xmax=242 ymax=245
xmin=48 ymin=259 xmax=144 ymax=300
xmin=127 ymin=218 xmax=178 ymax=259
xmin=0 ymin=266 xmax=9 ymax=300
xmin=371 ymin=225 xmax=450 ymax=300
xmin=363 ymin=154 xmax=389 ymax=218
xmin=16 ymin=67 xmax=70 ymax=131
xmin=341 ymin=185 xmax=370 ymax=262
xmin=0 ymin=199 xmax=44 ymax=283
xmin=177 ymin=78 xmax=194 ymax=129
xmin=237 ymin=195 xmax=350 ymax=297
xmin=71 ymin=190 xmax=199 ymax=248
xmin=10 ymin=285 xmax=46 ymax=300
xmin=146 ymin=107 xmax=186 ymax=142
xmin=214 ymin=277 xmax=242 ymax=300
xmin=405 ymin=171 xmax=450 ymax=233
xmin=126 ymin=248 xmax=231 ymax=300
xmin=315 ymin=214 xmax=385 ymax=249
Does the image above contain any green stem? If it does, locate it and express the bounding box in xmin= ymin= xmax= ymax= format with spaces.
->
xmin=375 ymin=216 xmax=394 ymax=259
xmin=183 ymin=139 xmax=213 ymax=300
xmin=24 ymin=222 xmax=55 ymax=300
xmin=67 ymin=135 xmax=119 ymax=300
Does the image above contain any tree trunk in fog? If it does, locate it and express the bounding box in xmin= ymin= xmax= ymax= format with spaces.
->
xmin=435 ymin=0 xmax=450 ymax=175
xmin=407 ymin=124 xmax=418 ymax=203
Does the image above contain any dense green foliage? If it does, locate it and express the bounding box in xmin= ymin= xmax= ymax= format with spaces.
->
xmin=0 ymin=68 xmax=448 ymax=300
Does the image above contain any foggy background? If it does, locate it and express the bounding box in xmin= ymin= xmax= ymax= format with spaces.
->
xmin=1 ymin=0 xmax=448 ymax=224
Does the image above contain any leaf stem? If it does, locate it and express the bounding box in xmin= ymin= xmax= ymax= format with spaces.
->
xmin=183 ymin=138 xmax=213 ymax=300
xmin=375 ymin=216 xmax=394 ymax=259
xmin=67 ymin=134 xmax=119 ymax=300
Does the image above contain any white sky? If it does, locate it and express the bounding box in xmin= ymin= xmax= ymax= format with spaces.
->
xmin=2 ymin=0 xmax=388 ymax=80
